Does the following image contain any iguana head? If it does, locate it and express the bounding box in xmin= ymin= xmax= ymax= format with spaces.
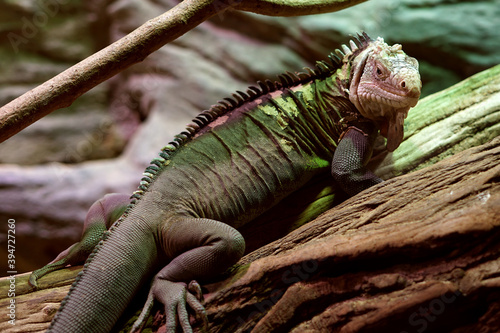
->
xmin=347 ymin=35 xmax=421 ymax=152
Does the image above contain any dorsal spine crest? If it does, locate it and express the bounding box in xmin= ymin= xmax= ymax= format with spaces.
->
xmin=115 ymin=32 xmax=374 ymax=228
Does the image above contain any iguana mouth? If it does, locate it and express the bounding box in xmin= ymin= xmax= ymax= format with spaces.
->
xmin=360 ymin=78 xmax=421 ymax=111
xmin=354 ymin=77 xmax=420 ymax=152
xmin=360 ymin=88 xmax=419 ymax=110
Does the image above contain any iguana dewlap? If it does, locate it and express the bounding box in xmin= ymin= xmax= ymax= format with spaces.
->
xmin=29 ymin=32 xmax=421 ymax=333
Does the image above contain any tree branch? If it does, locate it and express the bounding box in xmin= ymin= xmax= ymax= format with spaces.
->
xmin=0 ymin=0 xmax=365 ymax=143
xmin=0 ymin=0 xmax=226 ymax=143
xmin=234 ymin=0 xmax=367 ymax=16
xmin=196 ymin=137 xmax=500 ymax=332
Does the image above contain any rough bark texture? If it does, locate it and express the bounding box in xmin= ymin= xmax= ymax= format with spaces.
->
xmin=0 ymin=65 xmax=499 ymax=332
xmin=196 ymin=137 xmax=500 ymax=333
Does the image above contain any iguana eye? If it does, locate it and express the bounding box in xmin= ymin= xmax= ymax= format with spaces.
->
xmin=375 ymin=65 xmax=388 ymax=80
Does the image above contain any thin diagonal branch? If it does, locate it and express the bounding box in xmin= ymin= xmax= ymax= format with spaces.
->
xmin=0 ymin=0 xmax=226 ymax=143
xmin=0 ymin=0 xmax=365 ymax=143
xmin=234 ymin=0 xmax=367 ymax=16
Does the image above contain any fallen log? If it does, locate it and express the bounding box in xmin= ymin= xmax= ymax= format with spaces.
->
xmin=195 ymin=135 xmax=500 ymax=333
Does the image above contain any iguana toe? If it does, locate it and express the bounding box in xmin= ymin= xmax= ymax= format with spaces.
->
xmin=187 ymin=280 xmax=204 ymax=302
xmin=155 ymin=280 xmax=206 ymax=333
xmin=132 ymin=279 xmax=207 ymax=333
xmin=28 ymin=272 xmax=39 ymax=289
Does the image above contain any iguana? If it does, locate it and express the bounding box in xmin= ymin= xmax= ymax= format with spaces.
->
xmin=29 ymin=32 xmax=421 ymax=332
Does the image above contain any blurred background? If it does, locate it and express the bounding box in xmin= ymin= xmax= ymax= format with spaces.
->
xmin=0 ymin=0 xmax=499 ymax=273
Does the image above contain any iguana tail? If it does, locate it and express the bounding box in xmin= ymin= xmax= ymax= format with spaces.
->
xmin=48 ymin=215 xmax=158 ymax=332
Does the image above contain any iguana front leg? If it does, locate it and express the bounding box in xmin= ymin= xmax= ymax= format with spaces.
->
xmin=29 ymin=193 xmax=130 ymax=288
xmin=132 ymin=216 xmax=245 ymax=333
xmin=331 ymin=126 xmax=383 ymax=196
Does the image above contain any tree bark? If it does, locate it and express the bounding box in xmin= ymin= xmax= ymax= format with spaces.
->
xmin=1 ymin=67 xmax=499 ymax=332
xmin=0 ymin=0 xmax=365 ymax=143
xmin=195 ymin=136 xmax=500 ymax=333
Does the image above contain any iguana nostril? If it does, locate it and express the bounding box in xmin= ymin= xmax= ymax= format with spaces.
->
xmin=401 ymin=77 xmax=421 ymax=98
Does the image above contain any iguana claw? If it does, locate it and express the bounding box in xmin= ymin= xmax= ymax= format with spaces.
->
xmin=187 ymin=280 xmax=204 ymax=303
xmin=131 ymin=279 xmax=208 ymax=333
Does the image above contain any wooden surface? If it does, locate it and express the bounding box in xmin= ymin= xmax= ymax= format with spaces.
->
xmin=196 ymin=136 xmax=500 ymax=332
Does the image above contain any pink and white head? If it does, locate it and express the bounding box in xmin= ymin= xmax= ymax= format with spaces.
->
xmin=348 ymin=35 xmax=421 ymax=151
